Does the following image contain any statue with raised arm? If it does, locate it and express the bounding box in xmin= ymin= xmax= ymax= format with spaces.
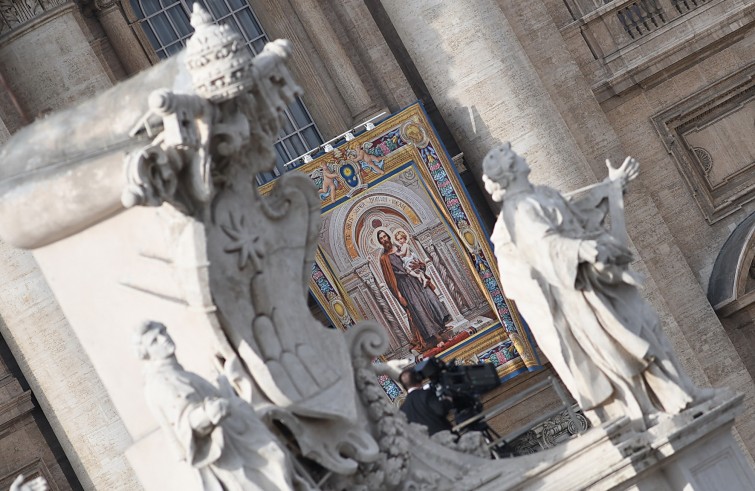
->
xmin=483 ymin=142 xmax=711 ymax=430
xmin=135 ymin=321 xmax=300 ymax=491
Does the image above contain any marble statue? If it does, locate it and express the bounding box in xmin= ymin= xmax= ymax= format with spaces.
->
xmin=8 ymin=476 xmax=47 ymax=491
xmin=483 ymin=142 xmax=710 ymax=430
xmin=1 ymin=2 xmax=751 ymax=489
xmin=134 ymin=321 xmax=299 ymax=491
xmin=121 ymin=4 xmax=379 ymax=475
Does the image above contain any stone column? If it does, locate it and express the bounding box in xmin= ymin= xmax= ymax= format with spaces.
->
xmin=329 ymin=0 xmax=415 ymax=110
xmin=94 ymin=0 xmax=152 ymax=75
xmin=380 ymin=0 xmax=596 ymax=195
xmin=355 ymin=263 xmax=407 ymax=345
xmin=287 ymin=0 xmax=379 ymax=123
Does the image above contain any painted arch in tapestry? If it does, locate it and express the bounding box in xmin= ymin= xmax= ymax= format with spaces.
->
xmin=266 ymin=104 xmax=541 ymax=405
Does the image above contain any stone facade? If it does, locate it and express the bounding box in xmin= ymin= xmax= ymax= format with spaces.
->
xmin=0 ymin=0 xmax=753 ymax=488
xmin=0 ymin=333 xmax=77 ymax=490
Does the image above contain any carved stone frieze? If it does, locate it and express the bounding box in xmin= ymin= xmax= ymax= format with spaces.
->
xmin=0 ymin=0 xmax=66 ymax=35
xmin=508 ymin=407 xmax=591 ymax=456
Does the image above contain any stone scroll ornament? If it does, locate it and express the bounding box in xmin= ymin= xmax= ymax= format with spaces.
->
xmin=482 ymin=143 xmax=716 ymax=431
xmin=122 ymin=3 xmax=532 ymax=490
xmin=121 ymin=5 xmax=501 ymax=490
xmin=122 ymin=3 xmax=379 ymax=479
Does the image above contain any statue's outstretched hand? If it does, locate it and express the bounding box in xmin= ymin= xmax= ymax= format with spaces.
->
xmin=206 ymin=398 xmax=229 ymax=425
xmin=579 ymin=236 xmax=632 ymax=265
xmin=606 ymin=156 xmax=639 ymax=190
xmin=10 ymin=475 xmax=48 ymax=491
xmin=578 ymin=240 xmax=599 ymax=263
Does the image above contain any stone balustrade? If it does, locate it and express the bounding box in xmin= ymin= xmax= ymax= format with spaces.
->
xmin=560 ymin=0 xmax=753 ymax=101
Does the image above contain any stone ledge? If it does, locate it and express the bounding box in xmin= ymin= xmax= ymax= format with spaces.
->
xmin=0 ymin=389 xmax=34 ymax=431
xmin=592 ymin=3 xmax=753 ymax=102
xmin=471 ymin=391 xmax=752 ymax=490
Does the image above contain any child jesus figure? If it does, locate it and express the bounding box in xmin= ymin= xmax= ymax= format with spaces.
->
xmin=393 ymin=230 xmax=435 ymax=291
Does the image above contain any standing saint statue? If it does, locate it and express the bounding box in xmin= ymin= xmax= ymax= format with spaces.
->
xmin=135 ymin=321 xmax=300 ymax=491
xmin=482 ymin=143 xmax=711 ymax=430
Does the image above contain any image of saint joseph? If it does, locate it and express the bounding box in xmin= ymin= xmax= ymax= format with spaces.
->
xmin=377 ymin=229 xmax=449 ymax=350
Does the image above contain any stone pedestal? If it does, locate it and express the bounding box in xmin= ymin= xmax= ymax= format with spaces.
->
xmin=475 ymin=392 xmax=755 ymax=490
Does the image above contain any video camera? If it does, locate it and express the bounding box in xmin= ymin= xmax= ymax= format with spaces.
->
xmin=413 ymin=357 xmax=500 ymax=430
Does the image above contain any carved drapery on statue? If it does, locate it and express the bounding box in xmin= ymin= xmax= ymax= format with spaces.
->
xmin=135 ymin=321 xmax=296 ymax=491
xmin=482 ymin=143 xmax=713 ymax=430
xmin=266 ymin=105 xmax=539 ymax=387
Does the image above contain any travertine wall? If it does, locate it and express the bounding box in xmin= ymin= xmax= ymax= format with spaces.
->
xmin=0 ymin=5 xmax=111 ymax=122
xmin=0 ymin=4 xmax=140 ymax=489
xmin=0 ymin=335 xmax=75 ymax=490
xmin=0 ymin=245 xmax=139 ymax=490
xmin=603 ymin=39 xmax=755 ymax=291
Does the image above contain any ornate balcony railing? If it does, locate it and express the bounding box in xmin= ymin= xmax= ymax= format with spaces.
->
xmin=560 ymin=0 xmax=751 ymax=101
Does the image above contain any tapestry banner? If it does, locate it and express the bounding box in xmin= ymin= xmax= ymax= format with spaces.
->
xmin=262 ymin=103 xmax=539 ymax=388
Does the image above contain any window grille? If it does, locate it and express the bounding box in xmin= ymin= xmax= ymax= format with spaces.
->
xmin=130 ymin=0 xmax=323 ymax=182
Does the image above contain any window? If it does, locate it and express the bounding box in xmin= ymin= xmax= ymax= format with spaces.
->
xmin=130 ymin=0 xmax=323 ymax=182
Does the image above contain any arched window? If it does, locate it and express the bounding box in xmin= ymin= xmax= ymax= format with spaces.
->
xmin=129 ymin=0 xmax=323 ymax=182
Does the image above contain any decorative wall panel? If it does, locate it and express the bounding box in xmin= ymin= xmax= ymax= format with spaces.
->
xmin=653 ymin=64 xmax=755 ymax=223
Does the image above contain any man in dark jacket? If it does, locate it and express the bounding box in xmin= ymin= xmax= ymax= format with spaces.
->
xmin=399 ymin=368 xmax=452 ymax=435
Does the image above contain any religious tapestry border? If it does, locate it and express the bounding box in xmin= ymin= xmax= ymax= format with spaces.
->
xmin=261 ymin=103 xmax=540 ymax=381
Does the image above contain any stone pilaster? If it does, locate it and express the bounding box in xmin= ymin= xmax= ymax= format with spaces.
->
xmin=0 ymin=3 xmax=111 ymax=117
xmin=93 ymin=0 xmax=152 ymax=75
xmin=287 ymin=0 xmax=379 ymax=123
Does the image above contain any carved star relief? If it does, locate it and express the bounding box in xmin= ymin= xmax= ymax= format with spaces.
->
xmin=221 ymin=212 xmax=265 ymax=270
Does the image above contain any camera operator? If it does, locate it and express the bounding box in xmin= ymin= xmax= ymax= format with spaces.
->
xmin=399 ymin=367 xmax=453 ymax=436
